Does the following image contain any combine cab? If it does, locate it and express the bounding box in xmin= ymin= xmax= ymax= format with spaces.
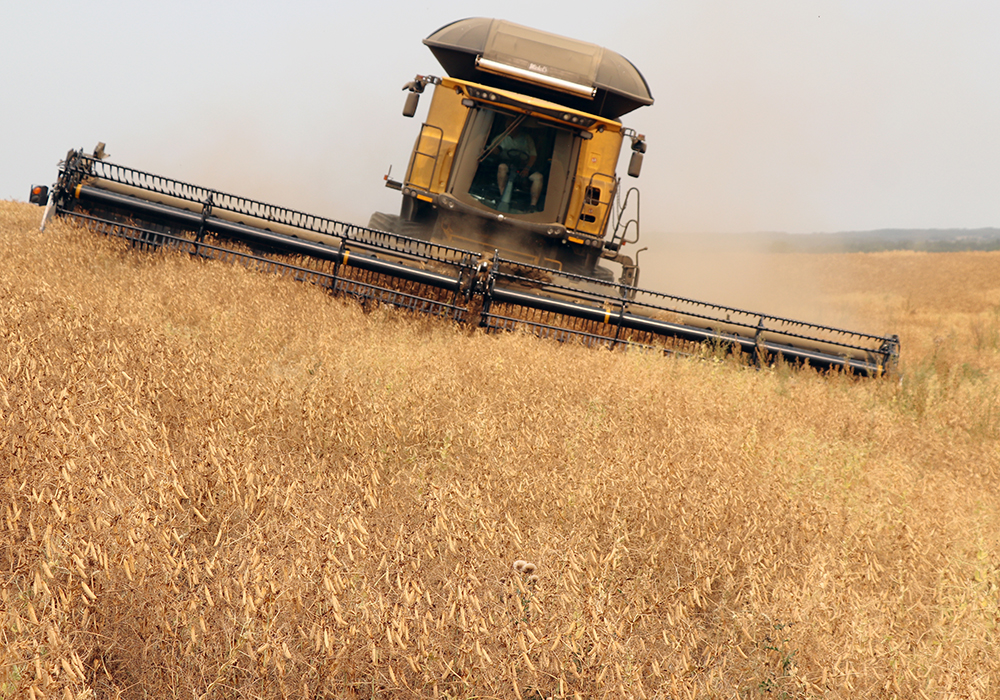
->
xmin=373 ymin=18 xmax=651 ymax=286
xmin=29 ymin=18 xmax=899 ymax=377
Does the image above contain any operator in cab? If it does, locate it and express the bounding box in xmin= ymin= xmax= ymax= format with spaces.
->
xmin=496 ymin=123 xmax=544 ymax=211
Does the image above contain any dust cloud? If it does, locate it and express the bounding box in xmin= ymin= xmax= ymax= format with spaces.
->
xmin=634 ymin=231 xmax=848 ymax=327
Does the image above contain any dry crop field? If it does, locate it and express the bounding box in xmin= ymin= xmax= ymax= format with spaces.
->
xmin=1 ymin=199 xmax=998 ymax=699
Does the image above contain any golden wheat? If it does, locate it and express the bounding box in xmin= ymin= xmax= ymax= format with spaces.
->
xmin=1 ymin=201 xmax=998 ymax=699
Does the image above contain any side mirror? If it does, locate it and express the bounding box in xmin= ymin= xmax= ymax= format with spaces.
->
xmin=628 ymin=151 xmax=643 ymax=178
xmin=627 ymin=134 xmax=646 ymax=178
xmin=403 ymin=91 xmax=420 ymax=118
xmin=402 ymin=75 xmax=441 ymax=118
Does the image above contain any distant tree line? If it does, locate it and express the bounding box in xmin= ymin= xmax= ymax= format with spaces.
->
xmin=763 ymin=229 xmax=1000 ymax=254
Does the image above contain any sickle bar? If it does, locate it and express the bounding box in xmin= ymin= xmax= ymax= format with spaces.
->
xmin=37 ymin=149 xmax=899 ymax=376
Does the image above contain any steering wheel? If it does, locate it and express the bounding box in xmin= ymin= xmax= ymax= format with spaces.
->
xmin=502 ymin=148 xmax=529 ymax=170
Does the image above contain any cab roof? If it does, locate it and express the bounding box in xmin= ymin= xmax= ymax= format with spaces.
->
xmin=423 ymin=18 xmax=654 ymax=120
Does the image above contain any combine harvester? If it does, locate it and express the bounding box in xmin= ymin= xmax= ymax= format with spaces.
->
xmin=30 ymin=18 xmax=898 ymax=376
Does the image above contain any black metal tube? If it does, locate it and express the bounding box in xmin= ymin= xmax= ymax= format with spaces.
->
xmin=489 ymin=285 xmax=885 ymax=375
xmin=70 ymin=180 xmax=893 ymax=377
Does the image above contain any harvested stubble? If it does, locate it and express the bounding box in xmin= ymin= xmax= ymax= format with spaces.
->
xmin=1 ymin=200 xmax=999 ymax=699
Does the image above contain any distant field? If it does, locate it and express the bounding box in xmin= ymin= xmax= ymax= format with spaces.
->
xmin=2 ymin=200 xmax=998 ymax=699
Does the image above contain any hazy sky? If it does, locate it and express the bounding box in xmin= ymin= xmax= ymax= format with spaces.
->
xmin=4 ymin=0 xmax=998 ymax=235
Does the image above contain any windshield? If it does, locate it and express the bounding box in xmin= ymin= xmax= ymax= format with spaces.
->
xmin=458 ymin=111 xmax=570 ymax=217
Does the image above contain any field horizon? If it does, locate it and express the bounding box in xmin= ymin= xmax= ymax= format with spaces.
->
xmin=2 ymin=200 xmax=998 ymax=699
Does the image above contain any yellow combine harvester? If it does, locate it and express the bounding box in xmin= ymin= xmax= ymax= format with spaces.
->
xmin=373 ymin=18 xmax=651 ymax=285
xmin=30 ymin=18 xmax=899 ymax=376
